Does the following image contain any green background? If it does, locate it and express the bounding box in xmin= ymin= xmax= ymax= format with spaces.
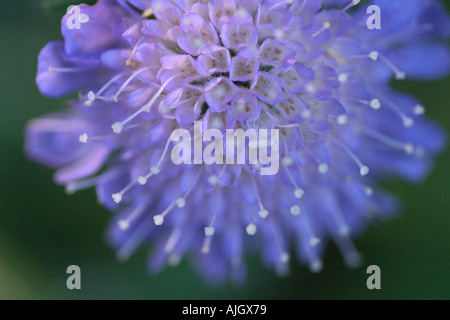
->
xmin=0 ymin=0 xmax=449 ymax=299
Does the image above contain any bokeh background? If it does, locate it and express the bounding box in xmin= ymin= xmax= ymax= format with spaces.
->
xmin=0 ymin=0 xmax=449 ymax=299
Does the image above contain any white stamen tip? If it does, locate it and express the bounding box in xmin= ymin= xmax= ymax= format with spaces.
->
xmin=112 ymin=122 xmax=123 ymax=134
xmin=176 ymin=198 xmax=186 ymax=208
xmin=274 ymin=28 xmax=284 ymax=39
xmin=201 ymin=246 xmax=210 ymax=254
xmin=290 ymin=205 xmax=301 ymax=216
xmin=395 ymin=71 xmax=406 ymax=80
xmin=258 ymin=209 xmax=269 ymax=219
xmin=353 ymin=0 xmax=360 ymax=5
xmin=337 ymin=115 xmax=348 ymax=125
xmin=360 ymin=166 xmax=369 ymax=176
xmin=369 ymin=51 xmax=379 ymax=61
xmin=318 ymin=163 xmax=329 ymax=174
xmin=310 ymin=237 xmax=321 ymax=247
xmin=48 ymin=66 xmax=54 ymax=72
xmin=87 ymin=91 xmax=96 ymax=101
xmin=404 ymin=143 xmax=415 ymax=155
xmin=111 ymin=95 xmax=118 ymax=102
xmin=339 ymin=226 xmax=350 ymax=236
xmin=137 ymin=176 xmax=147 ymax=185
xmin=79 ymin=133 xmax=88 ymax=143
xmin=112 ymin=193 xmax=122 ymax=204
xmin=204 ymin=227 xmax=215 ymax=237
xmin=168 ymin=254 xmax=181 ymax=266
xmin=153 ymin=215 xmax=164 ymax=226
xmin=65 ymin=184 xmax=76 ymax=195
xmin=208 ymin=175 xmax=218 ymax=186
xmin=345 ymin=252 xmax=363 ymax=268
xmin=323 ymin=22 xmax=331 ymax=29
xmin=414 ymin=105 xmax=425 ymax=115
xmin=338 ymin=73 xmax=348 ymax=83
xmin=370 ymin=99 xmax=381 ymax=110
xmin=365 ymin=187 xmax=373 ymax=197
xmin=280 ymin=253 xmax=290 ymax=264
xmin=246 ymin=223 xmax=257 ymax=235
xmin=403 ymin=117 xmax=414 ymax=128
xmin=310 ymin=260 xmax=323 ymax=273
xmin=282 ymin=157 xmax=293 ymax=166
xmin=118 ymin=220 xmax=129 ymax=230
xmin=294 ymin=188 xmax=305 ymax=199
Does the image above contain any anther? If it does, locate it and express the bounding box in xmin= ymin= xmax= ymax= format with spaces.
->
xmin=79 ymin=133 xmax=88 ymax=143
xmin=294 ymin=188 xmax=304 ymax=199
xmin=309 ymin=237 xmax=321 ymax=247
xmin=258 ymin=209 xmax=269 ymax=219
xmin=290 ymin=205 xmax=301 ymax=216
xmin=246 ymin=223 xmax=257 ymax=235
xmin=318 ymin=163 xmax=329 ymax=174
xmin=413 ymin=105 xmax=425 ymax=115
xmin=204 ymin=227 xmax=215 ymax=237
xmin=370 ymin=98 xmax=381 ymax=110
xmin=153 ymin=215 xmax=164 ymax=226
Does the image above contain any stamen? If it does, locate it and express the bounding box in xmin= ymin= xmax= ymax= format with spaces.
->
xmin=65 ymin=176 xmax=100 ymax=195
xmin=117 ymin=202 xmax=147 ymax=231
xmin=361 ymin=127 xmax=415 ymax=155
xmin=78 ymin=133 xmax=108 ymax=144
xmin=164 ymin=227 xmax=182 ymax=253
xmin=341 ymin=0 xmax=360 ymax=12
xmin=312 ymin=22 xmax=331 ymax=38
xmin=333 ymin=139 xmax=369 ymax=176
xmin=331 ymin=207 xmax=351 ymax=237
xmin=202 ymin=206 xmax=218 ymax=254
xmin=111 ymin=67 xmax=151 ymax=102
xmin=369 ymin=51 xmax=406 ymax=80
xmin=153 ymin=172 xmax=200 ymax=226
xmin=116 ymin=214 xmax=155 ymax=261
xmin=283 ymin=163 xmax=305 ymax=199
xmin=381 ymin=95 xmax=415 ymax=128
xmin=111 ymin=74 xmax=180 ymax=134
xmin=137 ymin=133 xmax=174 ymax=185
xmin=126 ymin=37 xmax=144 ymax=66
xmin=47 ymin=66 xmax=85 ymax=73
xmin=84 ymin=73 xmax=124 ymax=106
xmin=252 ymin=178 xmax=269 ymax=219
xmin=331 ymin=231 xmax=362 ymax=268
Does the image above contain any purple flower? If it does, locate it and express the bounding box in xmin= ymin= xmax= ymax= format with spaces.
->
xmin=26 ymin=0 xmax=448 ymax=283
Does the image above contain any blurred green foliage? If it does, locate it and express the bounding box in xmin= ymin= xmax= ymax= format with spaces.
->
xmin=0 ymin=0 xmax=449 ymax=299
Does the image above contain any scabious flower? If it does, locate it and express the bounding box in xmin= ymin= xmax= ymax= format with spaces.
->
xmin=26 ymin=0 xmax=448 ymax=283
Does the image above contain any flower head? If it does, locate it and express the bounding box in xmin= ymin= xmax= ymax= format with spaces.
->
xmin=26 ymin=0 xmax=448 ymax=282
